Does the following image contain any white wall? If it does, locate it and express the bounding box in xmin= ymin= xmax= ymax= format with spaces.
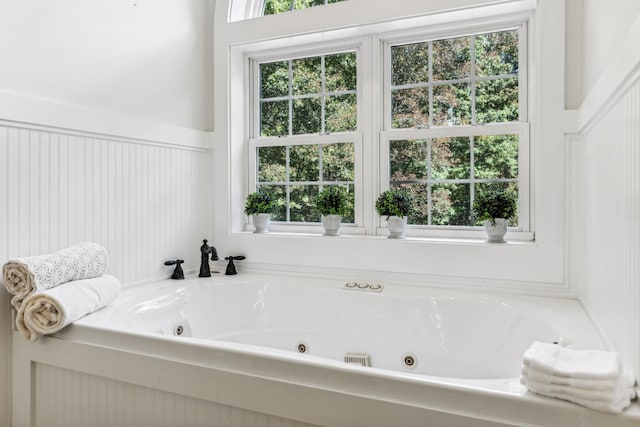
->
xmin=0 ymin=2 xmax=214 ymax=425
xmin=0 ymin=0 xmax=213 ymax=131
xmin=581 ymin=0 xmax=640 ymax=100
xmin=568 ymin=3 xmax=640 ymax=376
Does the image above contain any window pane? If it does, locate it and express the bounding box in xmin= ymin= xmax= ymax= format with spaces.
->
xmin=341 ymin=183 xmax=355 ymax=223
xmin=325 ymin=52 xmax=356 ymax=92
xmin=432 ymin=183 xmax=471 ymax=226
xmin=433 ymin=83 xmax=471 ymax=126
xmin=431 ymin=137 xmax=470 ymax=180
xmin=293 ymin=57 xmax=321 ymax=95
xmin=261 ymin=100 xmax=289 ymax=136
xmin=432 ymin=36 xmax=471 ymax=81
xmin=392 ymin=88 xmax=429 ymax=128
xmin=261 ymin=61 xmax=289 ymax=99
xmin=391 ymin=42 xmax=429 ymax=86
xmin=290 ymin=144 xmax=319 ymax=181
xmin=292 ymin=97 xmax=321 ymax=134
xmin=257 ymin=146 xmax=287 ymax=182
xmin=474 ymin=182 xmax=518 ymax=226
xmin=476 ymin=78 xmax=518 ymax=123
xmin=264 ymin=0 xmax=345 ymax=15
xmin=392 ymin=182 xmax=429 ymax=225
xmin=264 ymin=0 xmax=292 ymax=15
xmin=390 ymin=140 xmax=428 ymax=181
xmin=475 ymin=30 xmax=519 ymax=77
xmin=326 ymin=94 xmax=356 ymax=132
xmin=290 ymin=185 xmax=320 ymax=222
xmin=293 ymin=0 xmax=318 ymax=10
xmin=322 ymin=143 xmax=354 ymax=181
xmin=259 ymin=185 xmax=287 ymax=221
xmin=474 ymin=134 xmax=519 ymax=179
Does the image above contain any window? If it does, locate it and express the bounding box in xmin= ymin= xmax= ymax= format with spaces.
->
xmin=250 ymin=51 xmax=360 ymax=226
xmin=249 ymin=24 xmax=529 ymax=236
xmin=263 ymin=0 xmax=347 ymax=16
xmin=382 ymin=28 xmax=528 ymax=231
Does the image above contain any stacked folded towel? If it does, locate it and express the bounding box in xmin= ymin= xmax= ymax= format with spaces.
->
xmin=2 ymin=243 xmax=121 ymax=341
xmin=520 ymin=341 xmax=637 ymax=414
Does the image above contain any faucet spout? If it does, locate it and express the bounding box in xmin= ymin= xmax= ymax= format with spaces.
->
xmin=199 ymin=239 xmax=212 ymax=277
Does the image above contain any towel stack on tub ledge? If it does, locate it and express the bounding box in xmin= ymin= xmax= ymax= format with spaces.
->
xmin=520 ymin=341 xmax=637 ymax=414
xmin=2 ymin=242 xmax=121 ymax=341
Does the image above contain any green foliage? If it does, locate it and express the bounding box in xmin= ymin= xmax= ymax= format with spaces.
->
xmin=260 ymin=52 xmax=356 ymax=137
xmin=244 ymin=191 xmax=277 ymax=215
xmin=256 ymin=143 xmax=355 ymax=223
xmin=376 ymin=189 xmax=413 ymax=218
xmin=315 ymin=186 xmax=349 ymax=216
xmin=263 ymin=0 xmax=345 ymax=15
xmin=472 ymin=185 xmax=517 ymax=225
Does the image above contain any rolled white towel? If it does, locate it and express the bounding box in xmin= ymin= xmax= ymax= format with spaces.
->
xmin=521 ymin=365 xmax=636 ymax=398
xmin=2 ymin=242 xmax=109 ymax=309
xmin=523 ymin=341 xmax=622 ymax=380
xmin=16 ymin=275 xmax=121 ymax=341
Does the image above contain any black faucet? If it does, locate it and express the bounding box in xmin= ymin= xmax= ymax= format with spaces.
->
xmin=164 ymin=259 xmax=185 ymax=280
xmin=199 ymin=239 xmax=218 ymax=277
xmin=224 ymin=256 xmax=246 ymax=275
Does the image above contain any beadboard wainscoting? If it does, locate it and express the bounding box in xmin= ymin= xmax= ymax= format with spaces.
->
xmin=33 ymin=363 xmax=316 ymax=427
xmin=0 ymin=122 xmax=211 ymax=282
xmin=0 ymin=120 xmax=212 ymax=425
xmin=568 ymin=73 xmax=640 ymax=378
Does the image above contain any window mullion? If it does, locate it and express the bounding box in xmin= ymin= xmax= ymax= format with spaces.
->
xmin=321 ymin=55 xmax=326 ymax=134
xmin=286 ymin=145 xmax=291 ymax=222
xmin=470 ymin=35 xmax=477 ymax=125
xmin=469 ymin=135 xmax=476 ymax=224
xmin=428 ymin=41 xmax=434 ymax=129
xmin=288 ymin=60 xmax=293 ymax=136
xmin=427 ymin=137 xmax=432 ymax=225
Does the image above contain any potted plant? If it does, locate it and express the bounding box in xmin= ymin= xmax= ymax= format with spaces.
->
xmin=244 ymin=190 xmax=276 ymax=233
xmin=473 ymin=186 xmax=517 ymax=243
xmin=314 ymin=186 xmax=349 ymax=236
xmin=375 ymin=189 xmax=413 ymax=239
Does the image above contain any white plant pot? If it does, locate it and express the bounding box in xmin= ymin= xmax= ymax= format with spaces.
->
xmin=484 ymin=218 xmax=508 ymax=243
xmin=322 ymin=214 xmax=342 ymax=236
xmin=252 ymin=213 xmax=271 ymax=233
xmin=386 ymin=216 xmax=408 ymax=239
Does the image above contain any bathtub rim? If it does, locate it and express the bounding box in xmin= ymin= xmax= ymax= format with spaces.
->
xmin=36 ymin=271 xmax=640 ymax=426
xmin=47 ymin=319 xmax=640 ymax=427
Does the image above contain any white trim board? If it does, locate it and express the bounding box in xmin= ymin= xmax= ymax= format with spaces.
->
xmin=0 ymin=90 xmax=212 ymax=149
xmin=574 ymin=13 xmax=640 ymax=134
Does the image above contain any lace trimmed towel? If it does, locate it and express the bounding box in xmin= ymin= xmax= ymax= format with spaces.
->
xmin=2 ymin=242 xmax=109 ymax=309
xmin=16 ymin=275 xmax=121 ymax=341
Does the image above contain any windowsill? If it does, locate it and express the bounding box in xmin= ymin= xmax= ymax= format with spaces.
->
xmin=238 ymin=227 xmax=536 ymax=245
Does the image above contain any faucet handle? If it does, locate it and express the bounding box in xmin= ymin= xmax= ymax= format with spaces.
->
xmin=224 ymin=256 xmax=245 ymax=275
xmin=164 ymin=259 xmax=185 ymax=280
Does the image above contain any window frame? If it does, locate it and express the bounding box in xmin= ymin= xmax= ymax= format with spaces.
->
xmin=378 ymin=22 xmax=531 ymax=240
xmin=247 ymin=42 xmax=366 ymax=234
xmin=245 ymin=20 xmax=533 ymax=241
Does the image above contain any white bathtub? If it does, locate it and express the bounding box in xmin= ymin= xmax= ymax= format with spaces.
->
xmin=31 ymin=272 xmax=638 ymax=426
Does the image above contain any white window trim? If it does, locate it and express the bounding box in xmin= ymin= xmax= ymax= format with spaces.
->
xmin=247 ymin=41 xmax=366 ymax=234
xmin=242 ymin=14 xmax=533 ymax=241
xmin=248 ymin=133 xmax=364 ymax=234
xmin=377 ymin=21 xmax=531 ymax=240
xmin=379 ymin=123 xmax=531 ymax=240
